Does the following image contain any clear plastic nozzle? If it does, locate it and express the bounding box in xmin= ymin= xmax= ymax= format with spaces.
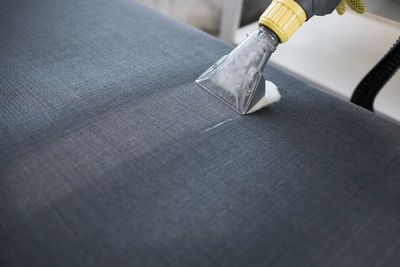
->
xmin=196 ymin=26 xmax=279 ymax=114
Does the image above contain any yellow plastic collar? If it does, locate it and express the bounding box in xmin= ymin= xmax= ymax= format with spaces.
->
xmin=258 ymin=0 xmax=307 ymax=43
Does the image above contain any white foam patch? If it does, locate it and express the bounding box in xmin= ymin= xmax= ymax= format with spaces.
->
xmin=247 ymin=80 xmax=281 ymax=114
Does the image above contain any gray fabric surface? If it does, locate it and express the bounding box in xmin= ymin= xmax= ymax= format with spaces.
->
xmin=1 ymin=0 xmax=400 ymax=266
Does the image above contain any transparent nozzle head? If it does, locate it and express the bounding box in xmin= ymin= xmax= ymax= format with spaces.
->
xmin=196 ymin=26 xmax=279 ymax=114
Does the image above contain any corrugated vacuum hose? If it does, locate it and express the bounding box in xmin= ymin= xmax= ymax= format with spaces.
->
xmin=351 ymin=36 xmax=400 ymax=111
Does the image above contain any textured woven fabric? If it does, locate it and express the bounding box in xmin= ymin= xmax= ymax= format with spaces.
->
xmin=1 ymin=0 xmax=400 ymax=266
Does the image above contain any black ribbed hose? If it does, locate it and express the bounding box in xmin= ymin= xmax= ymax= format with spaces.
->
xmin=351 ymin=36 xmax=400 ymax=111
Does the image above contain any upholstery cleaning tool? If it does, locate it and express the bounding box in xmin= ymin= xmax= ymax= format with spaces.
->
xmin=196 ymin=0 xmax=366 ymax=114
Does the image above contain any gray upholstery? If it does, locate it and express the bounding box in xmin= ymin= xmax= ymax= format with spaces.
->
xmin=1 ymin=0 xmax=400 ymax=266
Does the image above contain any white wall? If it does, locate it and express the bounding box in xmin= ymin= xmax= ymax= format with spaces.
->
xmin=137 ymin=0 xmax=223 ymax=34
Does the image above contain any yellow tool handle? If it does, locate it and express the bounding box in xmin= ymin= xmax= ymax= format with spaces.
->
xmin=258 ymin=0 xmax=307 ymax=43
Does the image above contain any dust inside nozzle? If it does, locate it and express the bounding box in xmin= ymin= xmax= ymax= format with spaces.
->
xmin=196 ymin=26 xmax=279 ymax=114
